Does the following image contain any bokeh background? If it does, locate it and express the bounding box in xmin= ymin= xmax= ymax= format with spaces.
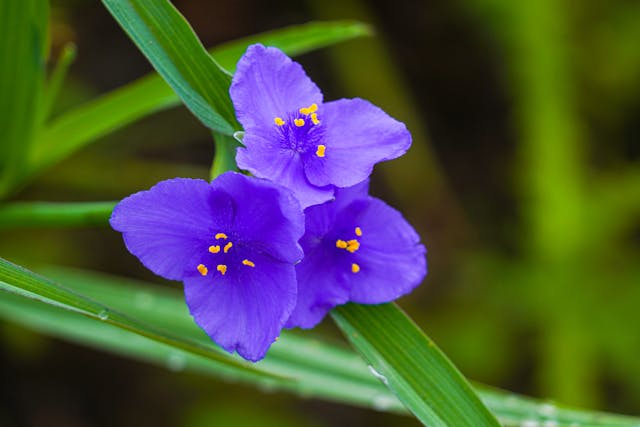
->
xmin=2 ymin=0 xmax=640 ymax=426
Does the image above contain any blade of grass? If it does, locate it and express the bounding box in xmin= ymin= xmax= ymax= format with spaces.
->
xmin=0 ymin=257 xmax=279 ymax=380
xmin=1 ymin=263 xmax=639 ymax=426
xmin=29 ymin=21 xmax=370 ymax=179
xmin=332 ymin=303 xmax=500 ymax=427
xmin=39 ymin=42 xmax=77 ymax=124
xmin=0 ymin=201 xmax=116 ymax=229
xmin=101 ymin=0 xmax=237 ymax=135
xmin=0 ymin=0 xmax=48 ymax=197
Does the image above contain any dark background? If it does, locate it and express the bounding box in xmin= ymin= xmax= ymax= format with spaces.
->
xmin=1 ymin=0 xmax=640 ymax=425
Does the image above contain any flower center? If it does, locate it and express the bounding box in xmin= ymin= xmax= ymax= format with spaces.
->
xmin=335 ymin=226 xmax=363 ymax=274
xmin=273 ymin=103 xmax=325 ymax=156
xmin=196 ymin=232 xmax=256 ymax=277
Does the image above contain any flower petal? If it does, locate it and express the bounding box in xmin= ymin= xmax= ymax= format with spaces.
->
xmin=230 ymin=44 xmax=322 ymax=132
xmin=346 ymin=197 xmax=427 ymax=303
xmin=211 ymin=172 xmax=306 ymax=263
xmin=236 ymin=134 xmax=334 ymax=209
xmin=285 ymin=204 xmax=350 ymax=329
xmin=303 ymin=98 xmax=411 ymax=188
xmin=184 ymin=252 xmax=296 ymax=362
xmin=110 ymin=178 xmax=233 ymax=280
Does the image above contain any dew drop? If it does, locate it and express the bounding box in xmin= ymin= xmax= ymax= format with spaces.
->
xmin=98 ymin=309 xmax=109 ymax=321
xmin=538 ymin=403 xmax=557 ymax=417
xmin=367 ymin=365 xmax=389 ymax=386
xmin=371 ymin=394 xmax=396 ymax=411
xmin=166 ymin=353 xmax=186 ymax=372
xmin=521 ymin=420 xmax=540 ymax=427
xmin=543 ymin=421 xmax=559 ymax=427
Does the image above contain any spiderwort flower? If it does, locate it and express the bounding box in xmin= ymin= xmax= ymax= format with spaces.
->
xmin=109 ymin=172 xmax=304 ymax=362
xmin=230 ymin=44 xmax=412 ymax=208
xmin=285 ymin=180 xmax=427 ymax=329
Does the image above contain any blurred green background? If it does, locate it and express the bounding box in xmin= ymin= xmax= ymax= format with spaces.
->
xmin=1 ymin=0 xmax=639 ymax=425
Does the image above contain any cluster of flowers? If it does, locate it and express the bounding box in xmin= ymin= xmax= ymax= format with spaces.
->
xmin=110 ymin=45 xmax=427 ymax=362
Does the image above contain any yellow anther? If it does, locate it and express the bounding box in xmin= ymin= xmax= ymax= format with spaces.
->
xmin=294 ymin=118 xmax=305 ymax=127
xmin=351 ymin=263 xmax=360 ymax=273
xmin=355 ymin=227 xmax=362 ymax=236
xmin=310 ymin=113 xmax=320 ymax=125
xmin=274 ymin=117 xmax=285 ymax=126
xmin=316 ymin=145 xmax=326 ymax=157
xmin=242 ymin=259 xmax=255 ymax=268
xmin=209 ymin=245 xmax=220 ymax=254
xmin=197 ymin=264 xmax=208 ymax=276
xmin=223 ymin=242 xmax=233 ymax=253
xmin=346 ymin=239 xmax=360 ymax=253
xmin=215 ymin=233 xmax=228 ymax=240
xmin=299 ymin=103 xmax=318 ymax=115
xmin=216 ymin=264 xmax=227 ymax=275
xmin=336 ymin=239 xmax=348 ymax=249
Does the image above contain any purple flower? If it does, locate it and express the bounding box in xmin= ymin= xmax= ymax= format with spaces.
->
xmin=230 ymin=44 xmax=412 ymax=208
xmin=285 ymin=180 xmax=427 ymax=329
xmin=109 ymin=172 xmax=304 ymax=362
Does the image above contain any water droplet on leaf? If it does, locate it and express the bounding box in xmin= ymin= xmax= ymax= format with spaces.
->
xmin=367 ymin=365 xmax=389 ymax=385
xmin=166 ymin=353 xmax=186 ymax=372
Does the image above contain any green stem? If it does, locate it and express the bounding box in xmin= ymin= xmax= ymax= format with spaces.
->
xmin=210 ymin=132 xmax=240 ymax=180
xmin=0 ymin=201 xmax=116 ymax=229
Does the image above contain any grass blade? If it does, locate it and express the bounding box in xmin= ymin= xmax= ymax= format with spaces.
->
xmin=0 ymin=201 xmax=116 ymax=229
xmin=332 ymin=303 xmax=501 ymax=426
xmin=29 ymin=21 xmax=370 ymax=178
xmin=1 ymin=264 xmax=639 ymax=426
xmin=0 ymin=0 xmax=48 ymax=197
xmin=101 ymin=0 xmax=237 ymax=135
xmin=0 ymin=257 xmax=278 ymax=380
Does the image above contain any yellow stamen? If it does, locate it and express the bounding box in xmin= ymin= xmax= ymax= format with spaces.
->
xmin=310 ymin=113 xmax=320 ymax=125
xmin=351 ymin=263 xmax=360 ymax=273
xmin=336 ymin=239 xmax=348 ymax=249
xmin=209 ymin=245 xmax=220 ymax=254
xmin=215 ymin=233 xmax=228 ymax=240
xmin=223 ymin=242 xmax=233 ymax=253
xmin=216 ymin=264 xmax=227 ymax=275
xmin=346 ymin=239 xmax=360 ymax=253
xmin=316 ymin=144 xmax=326 ymax=157
xmin=294 ymin=118 xmax=305 ymax=127
xmin=242 ymin=259 xmax=255 ymax=267
xmin=355 ymin=227 xmax=362 ymax=236
xmin=299 ymin=103 xmax=318 ymax=115
xmin=274 ymin=117 xmax=285 ymax=126
xmin=197 ymin=264 xmax=208 ymax=276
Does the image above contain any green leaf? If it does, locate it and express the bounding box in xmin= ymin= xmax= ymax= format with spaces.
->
xmin=332 ymin=303 xmax=501 ymax=427
xmin=0 ymin=0 xmax=48 ymax=197
xmin=1 ymin=263 xmax=639 ymax=426
xmin=39 ymin=42 xmax=77 ymax=125
xmin=0 ymin=257 xmax=276 ymax=380
xmin=0 ymin=201 xmax=116 ymax=229
xmin=101 ymin=0 xmax=238 ymax=135
xmin=29 ymin=21 xmax=370 ymax=180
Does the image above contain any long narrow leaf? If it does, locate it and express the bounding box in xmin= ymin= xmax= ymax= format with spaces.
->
xmin=101 ymin=0 xmax=237 ymax=135
xmin=332 ymin=303 xmax=501 ymax=426
xmin=2 ymin=264 xmax=638 ymax=426
xmin=0 ymin=258 xmax=277 ymax=380
xmin=0 ymin=201 xmax=116 ymax=229
xmin=30 ymin=21 xmax=370 ymax=177
xmin=0 ymin=0 xmax=48 ymax=197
